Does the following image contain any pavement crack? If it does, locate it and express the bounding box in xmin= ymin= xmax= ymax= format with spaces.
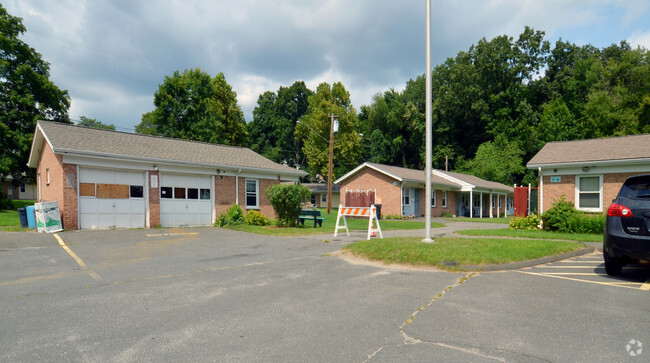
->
xmin=364 ymin=272 xmax=478 ymax=362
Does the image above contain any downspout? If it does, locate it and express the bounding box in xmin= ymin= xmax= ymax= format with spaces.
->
xmin=469 ymin=191 xmax=473 ymax=219
xmin=77 ymin=165 xmax=80 ymax=230
xmin=235 ymin=168 xmax=242 ymax=205
xmin=538 ymin=167 xmax=543 ymax=214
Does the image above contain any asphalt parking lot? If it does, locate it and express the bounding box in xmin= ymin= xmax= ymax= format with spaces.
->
xmin=1 ymin=227 xmax=648 ymax=362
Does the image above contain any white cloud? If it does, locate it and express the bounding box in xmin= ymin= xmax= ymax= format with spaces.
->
xmin=628 ymin=30 xmax=650 ymax=49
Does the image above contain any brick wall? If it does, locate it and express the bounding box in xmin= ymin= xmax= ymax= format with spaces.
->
xmin=214 ymin=175 xmax=279 ymax=219
xmin=62 ymin=163 xmax=78 ymax=229
xmin=542 ymin=172 xmax=643 ymax=212
xmin=149 ymin=171 xmax=160 ymax=227
xmin=340 ymin=168 xmax=402 ymax=216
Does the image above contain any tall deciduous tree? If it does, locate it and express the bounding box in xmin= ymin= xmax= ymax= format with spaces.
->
xmin=248 ymin=81 xmax=312 ymax=167
xmin=138 ymin=68 xmax=247 ymax=145
xmin=0 ymin=4 xmax=70 ymax=190
xmin=77 ymin=116 xmax=115 ymax=130
xmin=295 ymin=82 xmax=361 ymax=180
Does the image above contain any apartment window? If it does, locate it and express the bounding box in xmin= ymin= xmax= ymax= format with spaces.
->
xmin=20 ymin=183 xmax=26 ymax=193
xmin=431 ymin=190 xmax=437 ymax=207
xmin=246 ymin=179 xmax=259 ymax=208
xmin=403 ymin=188 xmax=410 ymax=206
xmin=442 ymin=191 xmax=448 ymax=208
xmin=310 ymin=194 xmax=316 ymax=205
xmin=576 ymin=175 xmax=602 ymax=212
xmin=321 ymin=193 xmax=327 ymax=203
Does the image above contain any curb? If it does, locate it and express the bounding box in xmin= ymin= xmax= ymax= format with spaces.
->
xmin=460 ymin=246 xmax=596 ymax=272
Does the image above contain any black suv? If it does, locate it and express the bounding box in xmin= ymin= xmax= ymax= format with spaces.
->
xmin=603 ymin=174 xmax=650 ymax=275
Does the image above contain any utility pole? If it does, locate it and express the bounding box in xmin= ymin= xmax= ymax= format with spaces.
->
xmin=327 ymin=113 xmax=335 ymax=215
xmin=423 ymin=0 xmax=434 ymax=243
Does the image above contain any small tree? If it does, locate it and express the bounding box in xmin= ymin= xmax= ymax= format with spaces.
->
xmin=265 ymin=184 xmax=310 ymax=227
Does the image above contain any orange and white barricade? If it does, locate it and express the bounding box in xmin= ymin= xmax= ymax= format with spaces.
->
xmin=334 ymin=205 xmax=383 ymax=240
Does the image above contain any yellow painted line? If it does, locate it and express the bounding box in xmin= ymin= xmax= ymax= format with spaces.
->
xmin=53 ymin=234 xmax=102 ymax=281
xmin=538 ymin=266 xmax=598 ymax=269
xmin=641 ymin=279 xmax=650 ymax=291
xmin=517 ymin=271 xmax=642 ymax=290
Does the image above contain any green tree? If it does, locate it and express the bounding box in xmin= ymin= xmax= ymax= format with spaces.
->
xmin=455 ymin=135 xmax=525 ymax=185
xmin=295 ymin=82 xmax=361 ymax=181
xmin=135 ymin=111 xmax=157 ymax=135
xmin=138 ymin=68 xmax=247 ymax=145
xmin=265 ymin=183 xmax=311 ymax=227
xmin=249 ymin=81 xmax=312 ymax=167
xmin=0 ymin=4 xmax=70 ymax=190
xmin=77 ymin=116 xmax=115 ymax=130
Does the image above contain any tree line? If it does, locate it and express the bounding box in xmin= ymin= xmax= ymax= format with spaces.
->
xmin=2 ymin=0 xmax=649 ymax=196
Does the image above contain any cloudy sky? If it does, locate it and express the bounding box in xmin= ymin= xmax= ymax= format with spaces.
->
xmin=5 ymin=0 xmax=650 ymax=131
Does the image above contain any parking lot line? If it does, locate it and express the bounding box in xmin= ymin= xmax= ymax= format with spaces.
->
xmin=517 ymin=271 xmax=642 ymax=290
xmin=53 ymin=234 xmax=103 ymax=281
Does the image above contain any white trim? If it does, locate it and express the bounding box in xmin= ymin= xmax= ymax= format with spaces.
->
xmin=76 ymin=165 xmax=80 ymax=229
xmin=575 ymin=174 xmax=603 ymax=212
xmin=245 ymin=178 xmax=259 ymax=209
xmin=432 ymin=170 xmax=475 ymax=191
xmin=334 ymin=162 xmax=403 ymax=184
xmin=432 ymin=189 xmax=437 ymax=208
xmin=442 ymin=190 xmax=447 ymax=208
xmin=211 ymin=175 xmax=216 ymax=224
xmin=528 ymin=157 xmax=650 ymax=169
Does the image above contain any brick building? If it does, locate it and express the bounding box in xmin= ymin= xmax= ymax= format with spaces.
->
xmin=27 ymin=121 xmax=305 ymax=230
xmin=527 ymin=134 xmax=650 ymax=213
xmin=334 ymin=162 xmax=513 ymax=218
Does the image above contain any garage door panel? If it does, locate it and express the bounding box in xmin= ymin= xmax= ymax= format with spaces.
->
xmin=160 ymin=173 xmax=212 ymax=227
xmin=78 ymin=168 xmax=145 ymax=230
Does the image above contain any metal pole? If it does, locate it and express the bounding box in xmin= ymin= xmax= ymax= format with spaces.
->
xmin=423 ymin=0 xmax=433 ymax=243
xmin=327 ymin=114 xmax=334 ymax=215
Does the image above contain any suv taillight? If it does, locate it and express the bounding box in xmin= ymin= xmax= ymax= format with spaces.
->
xmin=607 ymin=203 xmax=633 ymax=217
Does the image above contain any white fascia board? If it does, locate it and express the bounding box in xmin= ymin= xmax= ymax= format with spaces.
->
xmin=528 ymin=157 xmax=650 ymax=170
xmin=56 ymin=149 xmax=306 ymax=178
xmin=432 ymin=170 xmax=474 ymax=191
xmin=334 ymin=163 xmax=403 ymax=184
xmin=27 ymin=123 xmax=53 ymax=168
xmin=537 ymin=162 xmax=650 ymax=176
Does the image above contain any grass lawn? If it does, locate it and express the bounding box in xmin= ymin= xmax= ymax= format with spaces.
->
xmin=446 ymin=216 xmax=511 ymax=224
xmin=225 ymin=215 xmax=444 ymax=236
xmin=343 ymin=237 xmax=585 ymax=271
xmin=456 ymin=228 xmax=603 ymax=243
xmin=0 ymin=200 xmax=35 ymax=228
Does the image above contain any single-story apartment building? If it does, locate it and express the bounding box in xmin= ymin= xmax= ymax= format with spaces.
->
xmin=2 ymin=175 xmax=37 ymax=200
xmin=527 ymin=134 xmax=650 ymax=213
xmin=303 ymin=183 xmax=340 ymax=208
xmin=334 ymin=162 xmax=513 ymax=218
xmin=27 ymin=121 xmax=306 ymax=230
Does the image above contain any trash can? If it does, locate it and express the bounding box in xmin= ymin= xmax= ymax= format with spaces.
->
xmin=26 ymin=205 xmax=36 ymax=229
xmin=374 ymin=204 xmax=382 ymax=220
xmin=18 ymin=207 xmax=28 ymax=228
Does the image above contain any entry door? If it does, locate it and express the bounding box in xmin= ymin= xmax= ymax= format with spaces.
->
xmin=160 ymin=174 xmax=212 ymax=227
xmin=413 ymin=188 xmax=420 ymax=216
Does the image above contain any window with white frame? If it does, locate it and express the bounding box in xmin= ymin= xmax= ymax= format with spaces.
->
xmin=20 ymin=183 xmax=25 ymax=193
xmin=576 ymin=175 xmax=602 ymax=211
xmin=431 ymin=189 xmax=437 ymax=207
xmin=46 ymin=169 xmax=50 ymax=185
xmin=403 ymin=188 xmax=410 ymax=205
xmin=321 ymin=193 xmax=327 ymax=203
xmin=442 ymin=190 xmax=447 ymax=208
xmin=245 ymin=179 xmax=259 ymax=208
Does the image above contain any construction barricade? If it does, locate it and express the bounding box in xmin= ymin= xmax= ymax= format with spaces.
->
xmin=334 ymin=205 xmax=382 ymax=240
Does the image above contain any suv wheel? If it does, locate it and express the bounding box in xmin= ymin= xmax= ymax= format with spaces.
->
xmin=603 ymin=250 xmax=623 ymax=276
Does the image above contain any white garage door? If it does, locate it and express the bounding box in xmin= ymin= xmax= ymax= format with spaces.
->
xmin=79 ymin=168 xmax=146 ymax=229
xmin=160 ymin=174 xmax=212 ymax=227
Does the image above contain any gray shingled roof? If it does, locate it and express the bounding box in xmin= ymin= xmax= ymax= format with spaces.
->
xmin=442 ymin=170 xmax=514 ymax=193
xmin=303 ymin=183 xmax=340 ymax=193
xmin=365 ymin=162 xmax=459 ymax=187
xmin=528 ymin=134 xmax=650 ymax=167
xmin=34 ymin=121 xmax=305 ymax=175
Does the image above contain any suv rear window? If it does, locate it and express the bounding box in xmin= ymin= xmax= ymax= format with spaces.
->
xmin=619 ymin=175 xmax=650 ymax=199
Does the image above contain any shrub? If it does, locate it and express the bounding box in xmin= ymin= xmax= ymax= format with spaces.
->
xmin=265 ymin=184 xmax=311 ymax=227
xmin=509 ymin=214 xmax=540 ymax=230
xmin=441 ymin=212 xmax=454 ymax=218
xmin=244 ymin=210 xmax=269 ymax=226
xmin=542 ymin=196 xmax=605 ymax=234
xmin=215 ymin=204 xmax=244 ymax=227
xmin=541 ymin=196 xmax=575 ymax=232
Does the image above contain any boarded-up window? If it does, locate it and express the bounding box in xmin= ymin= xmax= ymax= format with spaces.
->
xmin=97 ymin=184 xmax=129 ymax=198
xmin=80 ymin=183 xmax=96 ymax=197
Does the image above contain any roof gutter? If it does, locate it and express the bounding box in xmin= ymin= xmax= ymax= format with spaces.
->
xmin=527 ymin=157 xmax=650 ymax=169
xmin=53 ymin=148 xmax=307 ymax=177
